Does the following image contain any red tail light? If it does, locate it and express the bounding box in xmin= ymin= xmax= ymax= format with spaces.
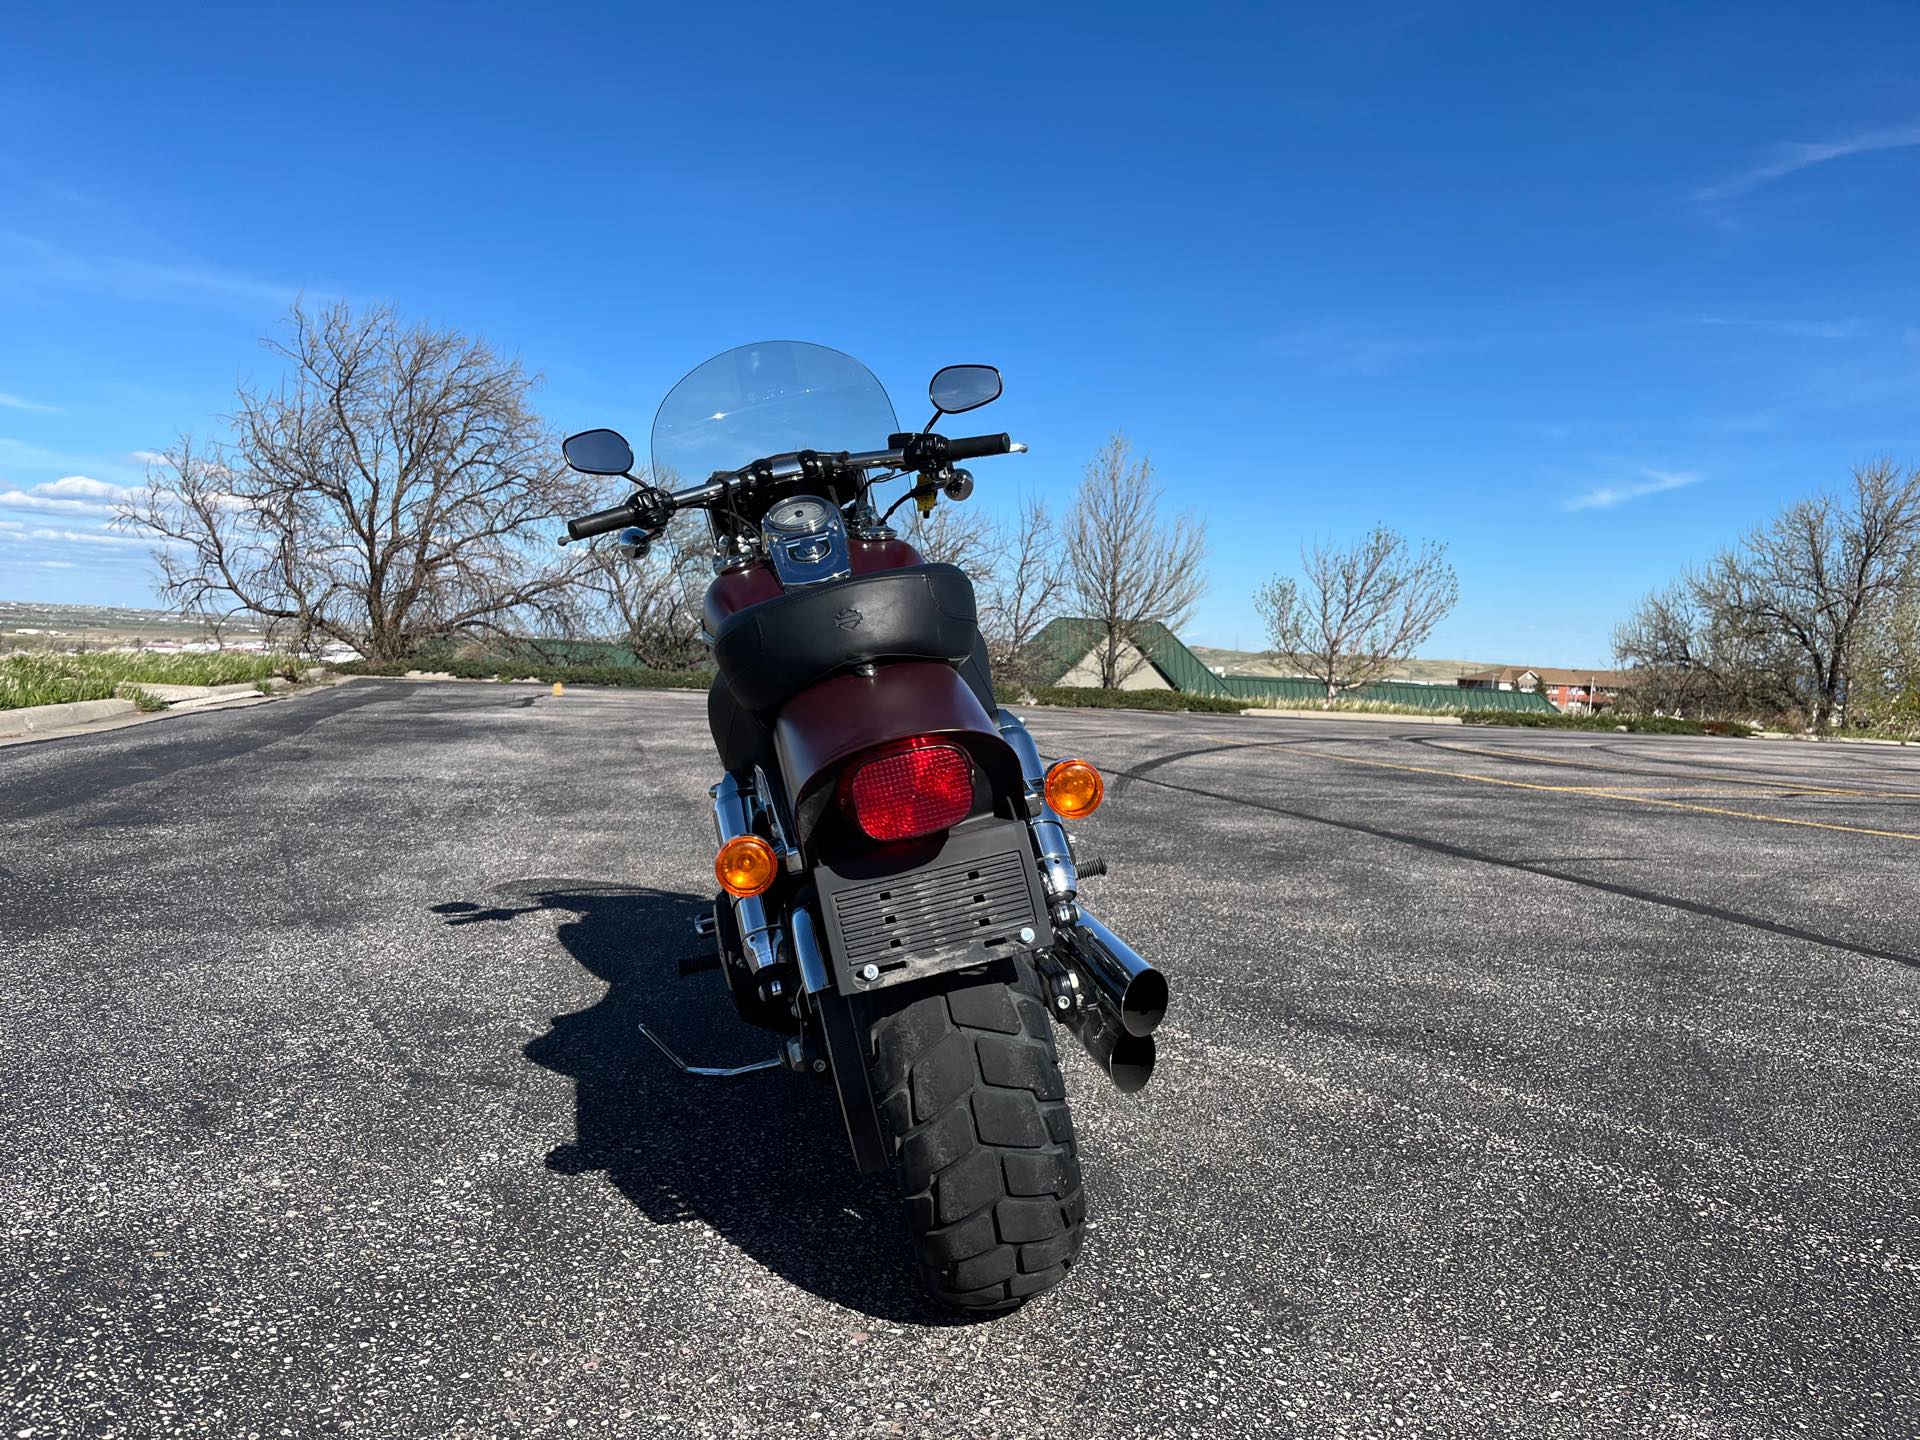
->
xmin=842 ymin=738 xmax=975 ymax=842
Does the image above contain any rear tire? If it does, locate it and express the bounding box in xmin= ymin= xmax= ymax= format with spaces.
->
xmin=862 ymin=954 xmax=1085 ymax=1309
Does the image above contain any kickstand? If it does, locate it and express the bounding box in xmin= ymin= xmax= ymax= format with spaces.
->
xmin=638 ymin=1023 xmax=785 ymax=1078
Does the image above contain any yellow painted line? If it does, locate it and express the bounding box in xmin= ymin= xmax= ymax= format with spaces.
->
xmin=1425 ymin=739 xmax=1920 ymax=800
xmin=1295 ymin=748 xmax=1920 ymax=844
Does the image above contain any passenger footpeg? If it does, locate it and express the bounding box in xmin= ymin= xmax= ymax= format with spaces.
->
xmin=638 ymin=1024 xmax=820 ymax=1079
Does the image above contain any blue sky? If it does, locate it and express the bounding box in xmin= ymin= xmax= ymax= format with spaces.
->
xmin=4 ymin=3 xmax=1919 ymax=664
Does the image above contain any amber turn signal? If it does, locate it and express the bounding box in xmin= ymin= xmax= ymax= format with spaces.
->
xmin=715 ymin=834 xmax=778 ymax=897
xmin=1044 ymin=758 xmax=1105 ymax=819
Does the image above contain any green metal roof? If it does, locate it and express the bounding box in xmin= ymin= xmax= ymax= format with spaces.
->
xmin=1024 ymin=618 xmax=1556 ymax=712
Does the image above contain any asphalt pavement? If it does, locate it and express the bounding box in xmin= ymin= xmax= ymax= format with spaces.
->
xmin=2 ymin=680 xmax=1916 ymax=1439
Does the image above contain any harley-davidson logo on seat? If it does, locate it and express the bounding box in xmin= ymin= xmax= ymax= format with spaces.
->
xmin=834 ymin=607 xmax=864 ymax=631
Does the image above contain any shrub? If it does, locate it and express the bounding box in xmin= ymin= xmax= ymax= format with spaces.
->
xmin=1010 ymin=686 xmax=1245 ymax=715
xmin=335 ymin=658 xmax=710 ymax=690
xmin=1463 ymin=710 xmax=1755 ymax=738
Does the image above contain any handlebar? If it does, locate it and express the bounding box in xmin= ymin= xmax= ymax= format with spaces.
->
xmin=945 ymin=433 xmax=1013 ymax=462
xmin=559 ymin=432 xmax=1019 ymax=542
xmin=565 ymin=501 xmax=644 ymax=542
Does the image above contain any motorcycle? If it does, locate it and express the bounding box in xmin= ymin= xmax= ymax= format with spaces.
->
xmin=557 ymin=341 xmax=1168 ymax=1310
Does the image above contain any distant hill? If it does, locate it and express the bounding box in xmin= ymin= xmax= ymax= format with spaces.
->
xmin=0 ymin=600 xmax=265 ymax=648
xmin=1188 ymin=646 xmax=1506 ymax=686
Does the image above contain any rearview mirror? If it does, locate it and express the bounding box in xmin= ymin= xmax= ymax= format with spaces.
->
xmin=562 ymin=428 xmax=635 ymax=477
xmin=928 ymin=364 xmax=1002 ymax=417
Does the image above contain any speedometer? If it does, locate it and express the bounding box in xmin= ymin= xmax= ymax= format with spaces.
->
xmin=763 ymin=496 xmax=838 ymax=538
xmin=761 ymin=494 xmax=852 ymax=588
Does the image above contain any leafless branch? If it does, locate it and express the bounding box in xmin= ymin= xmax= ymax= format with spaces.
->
xmin=1255 ymin=526 xmax=1458 ymax=700
xmin=1063 ymin=435 xmax=1208 ymax=688
xmin=118 ymin=300 xmax=602 ymax=662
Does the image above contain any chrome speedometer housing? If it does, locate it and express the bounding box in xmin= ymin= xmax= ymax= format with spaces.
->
xmin=761 ymin=494 xmax=852 ymax=587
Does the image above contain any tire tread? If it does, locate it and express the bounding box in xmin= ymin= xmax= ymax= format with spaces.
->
xmin=863 ymin=955 xmax=1084 ymax=1309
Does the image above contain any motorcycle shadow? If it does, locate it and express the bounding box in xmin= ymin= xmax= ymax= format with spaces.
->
xmin=432 ymin=881 xmax=987 ymax=1326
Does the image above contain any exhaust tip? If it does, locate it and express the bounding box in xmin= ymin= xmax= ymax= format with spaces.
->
xmin=1107 ymin=1030 xmax=1156 ymax=1094
xmin=1061 ymin=1001 xmax=1159 ymax=1094
xmin=1120 ymin=968 xmax=1169 ymax=1038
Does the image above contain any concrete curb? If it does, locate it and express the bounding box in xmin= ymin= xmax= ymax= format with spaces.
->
xmin=0 ymin=697 xmax=139 ymax=737
xmin=115 ymin=681 xmax=264 ymax=705
xmin=0 ymin=681 xmax=321 ymax=747
xmin=1241 ymin=707 xmax=1464 ymax=726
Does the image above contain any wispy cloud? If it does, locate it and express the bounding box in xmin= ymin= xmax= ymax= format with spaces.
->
xmin=1696 ymin=315 xmax=1868 ymax=341
xmin=0 ymin=390 xmax=58 ymax=413
xmin=1696 ymin=122 xmax=1920 ymax=203
xmin=0 ymin=475 xmax=140 ymax=516
xmin=0 ymin=437 xmax=151 ymax=488
xmin=0 ymin=488 xmax=116 ymax=515
xmin=0 ymin=525 xmax=159 ymax=548
xmin=39 ymin=474 xmax=136 ymax=500
xmin=0 ymin=227 xmax=309 ymax=309
xmin=1262 ymin=326 xmax=1459 ymax=376
xmin=1564 ymin=467 xmax=1704 ymax=512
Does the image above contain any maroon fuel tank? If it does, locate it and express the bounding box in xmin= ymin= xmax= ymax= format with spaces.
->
xmin=704 ymin=536 xmax=923 ymax=631
xmin=772 ymin=661 xmax=1024 ymax=840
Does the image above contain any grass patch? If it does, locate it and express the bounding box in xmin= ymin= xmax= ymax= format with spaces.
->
xmin=1463 ymin=710 xmax=1755 ymax=738
xmin=0 ymin=652 xmax=292 ymax=711
xmin=336 ymin=658 xmax=711 ymax=690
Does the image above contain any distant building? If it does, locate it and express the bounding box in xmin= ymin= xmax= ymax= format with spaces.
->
xmin=1021 ymin=619 xmax=1558 ymax=713
xmin=1456 ymin=665 xmax=1631 ymax=713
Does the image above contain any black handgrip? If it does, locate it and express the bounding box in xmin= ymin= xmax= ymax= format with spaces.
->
xmin=945 ymin=432 xmax=1012 ymax=461
xmin=566 ymin=502 xmax=641 ymax=542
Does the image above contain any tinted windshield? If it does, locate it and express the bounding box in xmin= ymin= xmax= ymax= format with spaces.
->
xmin=651 ymin=341 xmax=898 ymax=483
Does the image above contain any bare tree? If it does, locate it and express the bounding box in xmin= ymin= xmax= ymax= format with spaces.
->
xmin=1613 ymin=577 xmax=1796 ymax=719
xmin=1255 ymin=526 xmax=1459 ymax=700
xmin=1700 ymin=460 xmax=1920 ymax=727
xmin=1850 ymin=560 xmax=1920 ymax=736
xmin=910 ymin=500 xmax=1003 ymax=576
xmin=575 ymin=523 xmax=708 ymax=669
xmin=1064 ymin=435 xmax=1208 ymax=687
xmin=978 ymin=495 xmax=1068 ymax=684
xmin=120 ymin=301 xmax=600 ymax=663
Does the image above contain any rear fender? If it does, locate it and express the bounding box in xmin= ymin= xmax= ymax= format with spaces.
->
xmin=772 ymin=661 xmax=1024 ymax=848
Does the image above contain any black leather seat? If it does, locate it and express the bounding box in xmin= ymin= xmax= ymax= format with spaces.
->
xmin=712 ymin=564 xmax=982 ymax=714
xmin=706 ymin=564 xmax=995 ymax=776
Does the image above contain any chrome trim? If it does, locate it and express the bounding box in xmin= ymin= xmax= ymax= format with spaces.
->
xmin=788 ymin=906 xmax=832 ymax=994
xmin=710 ymin=773 xmax=784 ymax=978
xmin=1053 ymin=909 xmax=1169 ymax=1038
xmin=639 ymin=1023 xmax=783 ymax=1078
xmin=761 ymin=493 xmax=853 ymax=587
xmin=994 ymin=708 xmax=1080 ymax=912
xmin=753 ymin=764 xmax=799 ymax=871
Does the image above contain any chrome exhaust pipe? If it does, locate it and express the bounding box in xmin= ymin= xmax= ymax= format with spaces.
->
xmin=709 ymin=774 xmax=783 ymax=982
xmin=1054 ymin=909 xmax=1168 ymax=1038
xmin=1060 ymin=998 xmax=1156 ymax=1094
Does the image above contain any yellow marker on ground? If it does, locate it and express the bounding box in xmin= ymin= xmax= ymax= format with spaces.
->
xmin=552 ymin=682 xmax=564 ymax=697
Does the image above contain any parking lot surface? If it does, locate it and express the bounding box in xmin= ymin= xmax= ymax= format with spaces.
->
xmin=2 ymin=680 xmax=1916 ymax=1438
